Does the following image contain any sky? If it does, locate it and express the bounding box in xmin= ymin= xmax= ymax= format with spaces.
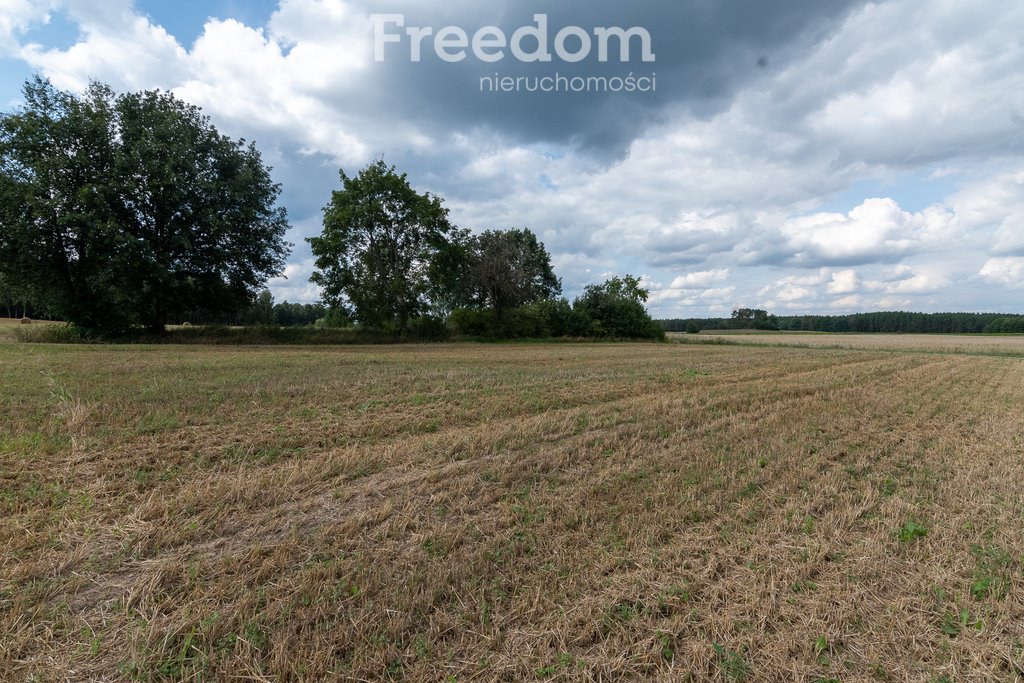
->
xmin=1 ymin=0 xmax=1022 ymax=317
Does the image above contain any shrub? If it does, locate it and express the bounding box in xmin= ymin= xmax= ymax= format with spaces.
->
xmin=573 ymin=276 xmax=665 ymax=340
xmin=314 ymin=308 xmax=352 ymax=329
xmin=15 ymin=323 xmax=91 ymax=343
xmin=449 ymin=308 xmax=499 ymax=338
xmin=407 ymin=315 xmax=450 ymax=341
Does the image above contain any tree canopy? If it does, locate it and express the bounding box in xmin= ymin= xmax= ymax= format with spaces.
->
xmin=467 ymin=228 xmax=561 ymax=317
xmin=308 ymin=160 xmax=455 ymax=333
xmin=573 ymin=275 xmax=664 ymax=339
xmin=0 ymin=77 xmax=290 ymax=334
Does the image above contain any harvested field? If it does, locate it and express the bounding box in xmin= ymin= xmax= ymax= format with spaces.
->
xmin=678 ymin=331 xmax=1024 ymax=356
xmin=1 ymin=341 xmax=1023 ymax=681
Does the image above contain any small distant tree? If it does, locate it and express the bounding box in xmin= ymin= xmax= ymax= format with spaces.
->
xmin=685 ymin=320 xmax=700 ymax=334
xmin=731 ymin=308 xmax=778 ymax=330
xmin=244 ymin=290 xmax=276 ymax=326
xmin=308 ymin=160 xmax=454 ymax=333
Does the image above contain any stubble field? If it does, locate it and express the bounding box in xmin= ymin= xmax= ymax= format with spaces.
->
xmin=676 ymin=331 xmax=1024 ymax=356
xmin=2 ymin=338 xmax=1023 ymax=681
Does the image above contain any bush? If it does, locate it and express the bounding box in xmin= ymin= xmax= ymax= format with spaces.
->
xmin=573 ymin=276 xmax=665 ymax=340
xmin=15 ymin=323 xmax=92 ymax=343
xmin=448 ymin=307 xmax=549 ymax=339
xmin=407 ymin=315 xmax=450 ymax=341
xmin=527 ymin=299 xmax=591 ymax=337
xmin=574 ymin=296 xmax=664 ymax=340
xmin=314 ymin=308 xmax=353 ymax=329
xmin=449 ymin=308 xmax=499 ymax=338
xmin=498 ymin=306 xmax=548 ymax=338
xmin=686 ymin=321 xmax=701 ymax=334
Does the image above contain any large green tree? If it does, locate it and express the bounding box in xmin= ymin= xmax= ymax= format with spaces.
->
xmin=308 ymin=160 xmax=455 ymax=332
xmin=468 ymin=228 xmax=561 ymax=318
xmin=574 ymin=275 xmax=664 ymax=339
xmin=0 ymin=77 xmax=290 ymax=334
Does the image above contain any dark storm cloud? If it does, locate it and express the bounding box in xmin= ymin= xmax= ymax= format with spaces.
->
xmin=334 ymin=0 xmax=867 ymax=157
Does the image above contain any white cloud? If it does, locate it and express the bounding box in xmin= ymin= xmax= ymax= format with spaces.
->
xmin=0 ymin=0 xmax=59 ymax=56
xmin=668 ymin=269 xmax=730 ymax=289
xmin=19 ymin=0 xmax=188 ymax=91
xmin=948 ymin=170 xmax=1024 ymax=256
xmin=883 ymin=272 xmax=949 ymax=294
xmin=267 ymin=257 xmax=322 ymax=302
xmin=829 ymin=295 xmax=861 ymax=309
xmin=979 ymin=258 xmax=1024 ymax=289
xmin=827 ymin=269 xmax=860 ymax=294
xmin=774 ymin=198 xmax=956 ymax=265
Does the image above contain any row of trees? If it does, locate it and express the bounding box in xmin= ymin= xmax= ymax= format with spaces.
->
xmin=660 ymin=308 xmax=780 ymax=332
xmin=178 ymin=291 xmax=328 ymax=328
xmin=661 ymin=311 xmax=1024 ymax=334
xmin=307 ymin=160 xmax=662 ymax=339
xmin=0 ymin=78 xmax=662 ymax=340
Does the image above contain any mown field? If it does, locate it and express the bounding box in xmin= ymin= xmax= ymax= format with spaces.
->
xmin=677 ymin=331 xmax=1024 ymax=356
xmin=2 ymin=339 xmax=1023 ymax=682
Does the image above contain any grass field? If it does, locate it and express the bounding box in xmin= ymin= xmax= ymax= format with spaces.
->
xmin=2 ymin=339 xmax=1023 ymax=681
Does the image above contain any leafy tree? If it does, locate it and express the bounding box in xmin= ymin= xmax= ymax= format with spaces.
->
xmin=272 ymin=301 xmax=328 ymax=327
xmin=244 ymin=290 xmax=276 ymax=326
xmin=114 ymin=89 xmax=291 ymax=332
xmin=468 ymin=228 xmax=561 ymax=318
xmin=308 ymin=160 xmax=454 ymax=333
xmin=0 ymin=78 xmax=290 ymax=335
xmin=425 ymin=226 xmax=474 ymax=318
xmin=0 ymin=270 xmax=33 ymax=318
xmin=730 ymin=308 xmax=778 ymax=330
xmin=574 ymin=275 xmax=664 ymax=339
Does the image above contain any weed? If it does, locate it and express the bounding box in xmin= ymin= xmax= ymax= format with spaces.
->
xmin=969 ymin=543 xmax=1014 ymax=600
xmin=897 ymin=521 xmax=928 ymax=542
xmin=657 ymin=630 xmax=675 ymax=662
xmin=712 ymin=643 xmax=751 ymax=682
xmin=881 ymin=477 xmax=897 ymax=496
xmin=536 ymin=652 xmax=579 ymax=678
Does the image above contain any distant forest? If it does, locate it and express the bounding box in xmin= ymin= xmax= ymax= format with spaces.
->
xmin=660 ymin=309 xmax=1024 ymax=334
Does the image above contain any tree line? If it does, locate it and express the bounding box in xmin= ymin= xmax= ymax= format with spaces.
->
xmin=661 ymin=310 xmax=1024 ymax=334
xmin=306 ymin=160 xmax=662 ymax=340
xmin=0 ymin=78 xmax=662 ymax=340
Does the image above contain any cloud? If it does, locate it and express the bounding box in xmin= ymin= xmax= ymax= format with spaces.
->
xmin=647 ymin=269 xmax=734 ymax=308
xmin=881 ymin=272 xmax=949 ymax=294
xmin=827 ymin=269 xmax=860 ymax=294
xmin=979 ymin=258 xmax=1024 ymax=289
xmin=19 ymin=0 xmax=188 ymax=92
xmin=768 ymin=198 xmax=955 ymax=266
xmin=948 ymin=170 xmax=1024 ymax=256
xmin=1 ymin=0 xmax=1022 ymax=314
xmin=267 ymin=257 xmax=322 ymax=303
xmin=668 ymin=269 xmax=730 ymax=289
xmin=0 ymin=0 xmax=60 ymax=56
